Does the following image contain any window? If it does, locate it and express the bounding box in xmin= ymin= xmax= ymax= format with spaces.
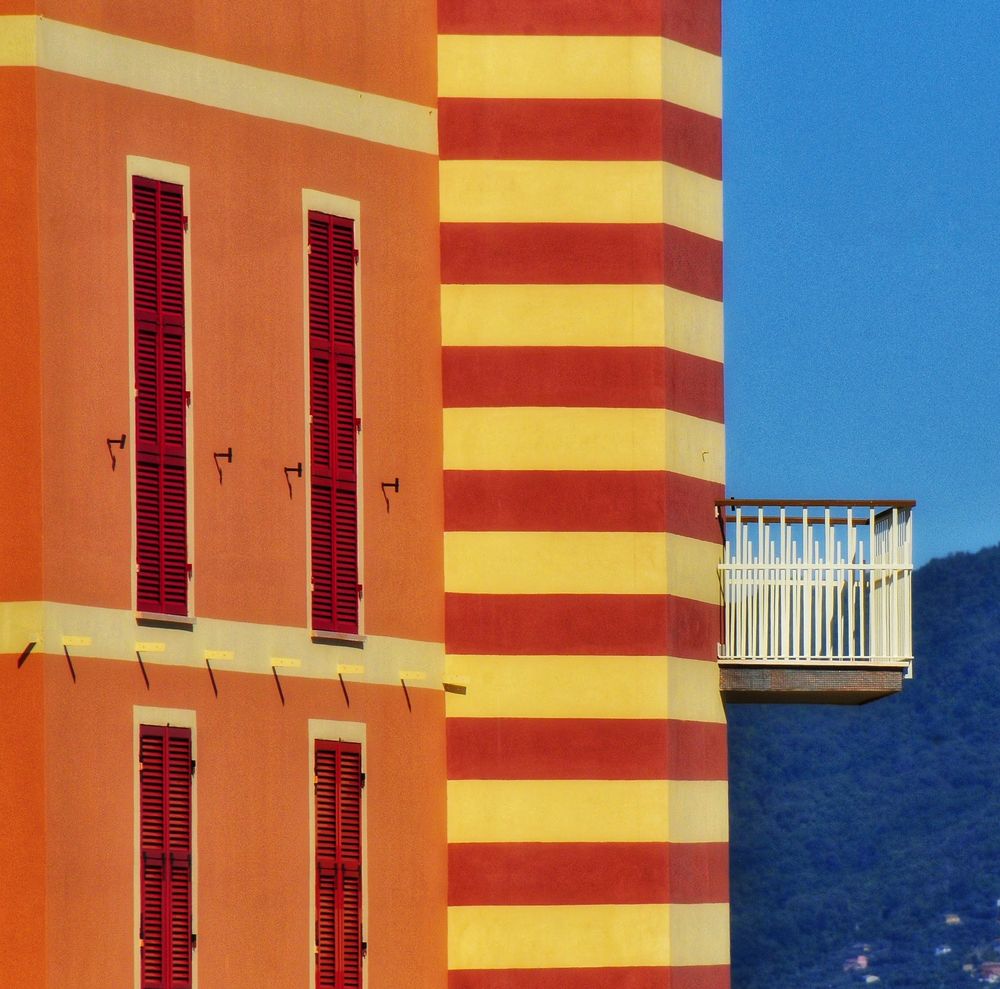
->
xmin=133 ymin=176 xmax=188 ymax=616
xmin=139 ymin=724 xmax=193 ymax=989
xmin=308 ymin=211 xmax=359 ymax=634
xmin=315 ymin=740 xmax=364 ymax=989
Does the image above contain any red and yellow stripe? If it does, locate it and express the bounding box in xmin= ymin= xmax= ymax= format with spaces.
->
xmin=439 ymin=0 xmax=727 ymax=983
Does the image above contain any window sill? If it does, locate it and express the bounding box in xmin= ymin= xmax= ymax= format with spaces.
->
xmin=136 ymin=612 xmax=195 ymax=631
xmin=312 ymin=630 xmax=366 ymax=649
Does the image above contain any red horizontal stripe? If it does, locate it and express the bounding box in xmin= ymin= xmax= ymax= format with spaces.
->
xmin=440 ymin=224 xmax=722 ymax=301
xmin=445 ymin=594 xmax=719 ymax=659
xmin=439 ymin=99 xmax=721 ymax=178
xmin=669 ymin=842 xmax=730 ymax=904
xmin=662 ymin=0 xmax=721 ymax=56
xmin=438 ymin=0 xmax=721 ymax=55
xmin=450 ymin=968 xmax=730 ymax=989
xmin=446 ymin=718 xmax=726 ymax=780
xmin=450 ymin=842 xmax=670 ymax=905
xmin=448 ymin=842 xmax=729 ymax=906
xmin=667 ymin=720 xmax=727 ymax=780
xmin=671 ymin=967 xmax=731 ymax=989
xmin=442 ymin=347 xmax=723 ymax=420
xmin=446 ymin=718 xmax=664 ymax=779
xmin=444 ymin=471 xmax=724 ymax=541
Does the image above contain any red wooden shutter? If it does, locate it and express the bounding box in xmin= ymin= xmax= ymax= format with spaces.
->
xmin=315 ymin=740 xmax=363 ymax=989
xmin=140 ymin=725 xmax=193 ymax=989
xmin=134 ymin=176 xmax=188 ymax=616
xmin=308 ymin=213 xmax=358 ymax=633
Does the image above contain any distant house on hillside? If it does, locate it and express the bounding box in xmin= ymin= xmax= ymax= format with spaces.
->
xmin=980 ymin=960 xmax=1000 ymax=982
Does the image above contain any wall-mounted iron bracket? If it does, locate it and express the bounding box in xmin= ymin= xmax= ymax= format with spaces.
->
xmin=107 ymin=433 xmax=127 ymax=470
xmin=381 ymin=477 xmax=400 ymax=513
xmin=284 ymin=462 xmax=303 ymax=498
xmin=214 ymin=447 xmax=233 ymax=484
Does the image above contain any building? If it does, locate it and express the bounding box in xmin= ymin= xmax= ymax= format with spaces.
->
xmin=0 ymin=2 xmax=913 ymax=987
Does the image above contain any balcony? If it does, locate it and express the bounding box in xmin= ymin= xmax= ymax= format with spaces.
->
xmin=716 ymin=500 xmax=915 ymax=704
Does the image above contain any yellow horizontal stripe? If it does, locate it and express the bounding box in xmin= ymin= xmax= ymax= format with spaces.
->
xmin=445 ymin=654 xmax=725 ymax=723
xmin=438 ymin=34 xmax=721 ymax=116
xmin=448 ymin=779 xmax=727 ymax=843
xmin=669 ymin=656 xmax=727 ymax=724
xmin=448 ymin=779 xmax=670 ymax=843
xmin=9 ymin=17 xmax=435 ymax=153
xmin=448 ymin=904 xmax=672 ymax=969
xmin=439 ymin=160 xmax=722 ymax=239
xmin=444 ymin=531 xmax=720 ymax=603
xmin=443 ymin=407 xmax=725 ymax=481
xmin=445 ymin=531 xmax=666 ymax=595
xmin=667 ymin=534 xmax=723 ymax=605
xmin=669 ymin=779 xmax=729 ymax=843
xmin=672 ymin=903 xmax=731 ymax=967
xmin=440 ymin=283 xmax=724 ymax=361
xmin=448 ymin=903 xmax=730 ymax=969
xmin=0 ymin=15 xmax=36 ymax=65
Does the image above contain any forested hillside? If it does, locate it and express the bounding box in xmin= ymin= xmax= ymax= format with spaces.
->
xmin=729 ymin=543 xmax=1000 ymax=988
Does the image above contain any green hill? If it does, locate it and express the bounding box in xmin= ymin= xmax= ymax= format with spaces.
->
xmin=728 ymin=542 xmax=1000 ymax=988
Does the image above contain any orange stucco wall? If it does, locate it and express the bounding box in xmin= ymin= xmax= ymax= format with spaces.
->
xmin=0 ymin=68 xmax=43 ymax=601
xmin=39 ymin=654 xmax=446 ymax=987
xmin=33 ymin=71 xmax=443 ymax=641
xmin=31 ymin=0 xmax=437 ymax=106
xmin=0 ymin=658 xmax=46 ymax=989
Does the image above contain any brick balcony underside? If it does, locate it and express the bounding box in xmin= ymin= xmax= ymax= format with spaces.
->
xmin=720 ymin=665 xmax=905 ymax=705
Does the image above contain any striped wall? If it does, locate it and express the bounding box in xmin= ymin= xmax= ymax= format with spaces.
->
xmin=438 ymin=1 xmax=729 ymax=986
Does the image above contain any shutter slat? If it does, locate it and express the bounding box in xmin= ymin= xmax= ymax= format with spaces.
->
xmin=333 ymin=485 xmax=358 ymax=632
xmin=161 ymin=462 xmax=188 ymax=613
xmin=341 ymin=867 xmax=362 ymax=989
xmin=317 ymin=863 xmax=338 ymax=989
xmin=136 ymin=459 xmax=164 ymax=612
xmin=311 ymin=484 xmax=334 ymax=630
xmin=310 ymin=351 xmax=332 ymax=474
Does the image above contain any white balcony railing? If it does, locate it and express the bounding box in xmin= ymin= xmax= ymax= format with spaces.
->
xmin=717 ymin=500 xmax=915 ymax=668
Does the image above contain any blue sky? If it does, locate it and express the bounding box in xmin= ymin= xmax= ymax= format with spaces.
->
xmin=723 ymin=3 xmax=1000 ymax=565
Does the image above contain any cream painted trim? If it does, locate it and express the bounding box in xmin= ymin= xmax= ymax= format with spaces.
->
xmin=442 ymin=406 xmax=725 ymax=481
xmin=438 ymin=35 xmax=721 ymax=117
xmin=301 ymin=191 xmax=365 ymax=636
xmin=133 ymin=706 xmax=198 ymax=989
xmin=440 ymin=284 xmax=724 ymax=361
xmin=439 ymin=160 xmax=722 ymax=240
xmin=1 ymin=16 xmax=436 ymax=155
xmin=126 ymin=157 xmax=195 ymax=618
xmin=0 ymin=14 xmax=36 ymax=65
xmin=0 ymin=600 xmax=445 ymax=688
xmin=448 ymin=903 xmax=673 ymax=969
xmin=308 ymin=720 xmax=367 ymax=989
xmin=444 ymin=654 xmax=725 ymax=723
